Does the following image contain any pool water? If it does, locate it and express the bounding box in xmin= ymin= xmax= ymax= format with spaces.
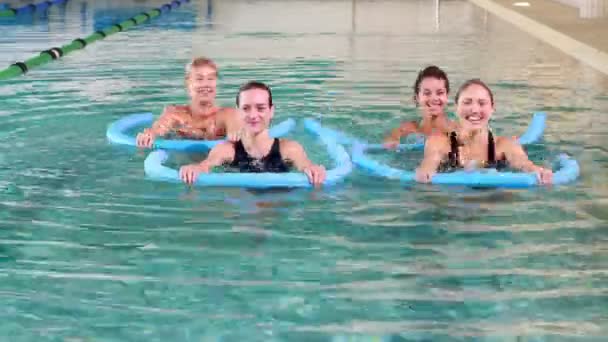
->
xmin=1 ymin=0 xmax=608 ymax=340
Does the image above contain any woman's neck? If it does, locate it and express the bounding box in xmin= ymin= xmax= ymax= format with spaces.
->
xmin=243 ymin=129 xmax=272 ymax=146
xmin=242 ymin=129 xmax=273 ymax=158
xmin=189 ymin=101 xmax=217 ymax=118
xmin=457 ymin=125 xmax=489 ymax=145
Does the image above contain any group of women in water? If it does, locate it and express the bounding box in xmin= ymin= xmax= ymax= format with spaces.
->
xmin=135 ymin=57 xmax=553 ymax=187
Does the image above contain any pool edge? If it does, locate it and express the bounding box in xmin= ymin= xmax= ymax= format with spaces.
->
xmin=468 ymin=0 xmax=608 ymax=76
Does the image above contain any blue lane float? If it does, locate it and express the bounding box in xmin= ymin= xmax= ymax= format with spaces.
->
xmin=305 ymin=111 xmax=547 ymax=150
xmin=9 ymin=0 xmax=68 ymax=15
xmin=107 ymin=112 xmax=296 ymax=152
xmin=143 ymin=119 xmax=353 ymax=189
xmin=351 ymin=144 xmax=579 ymax=187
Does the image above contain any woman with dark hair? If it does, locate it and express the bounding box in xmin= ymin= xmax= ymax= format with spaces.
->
xmin=179 ymin=81 xmax=327 ymax=187
xmin=415 ymin=79 xmax=553 ymax=184
xmin=383 ymin=65 xmax=455 ymax=148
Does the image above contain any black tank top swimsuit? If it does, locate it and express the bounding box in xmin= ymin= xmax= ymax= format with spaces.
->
xmin=438 ymin=131 xmax=508 ymax=172
xmin=228 ymin=138 xmax=291 ymax=173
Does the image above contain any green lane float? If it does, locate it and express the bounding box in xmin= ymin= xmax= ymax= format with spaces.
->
xmin=0 ymin=0 xmax=190 ymax=80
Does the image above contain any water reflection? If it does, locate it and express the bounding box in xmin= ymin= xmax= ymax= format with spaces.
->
xmin=1 ymin=0 xmax=608 ymax=340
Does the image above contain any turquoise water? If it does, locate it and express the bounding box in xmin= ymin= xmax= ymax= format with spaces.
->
xmin=1 ymin=0 xmax=608 ymax=340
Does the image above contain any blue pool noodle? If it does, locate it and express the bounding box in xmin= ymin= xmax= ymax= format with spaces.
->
xmin=143 ymin=119 xmax=353 ymax=188
xmin=107 ymin=112 xmax=296 ymax=152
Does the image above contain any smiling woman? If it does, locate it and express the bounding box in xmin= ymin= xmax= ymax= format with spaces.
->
xmin=179 ymin=81 xmax=328 ymax=186
xmin=134 ymin=56 xmax=242 ymax=148
xmin=383 ymin=65 xmax=456 ymax=149
xmin=1 ymin=0 xmax=603 ymax=339
xmin=415 ymin=78 xmax=554 ymax=184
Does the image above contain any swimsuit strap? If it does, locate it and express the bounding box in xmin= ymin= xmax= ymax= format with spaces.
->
xmin=448 ymin=131 xmax=460 ymax=168
xmin=488 ymin=130 xmax=496 ymax=165
xmin=233 ymin=140 xmax=250 ymax=163
xmin=266 ymin=138 xmax=281 ymax=161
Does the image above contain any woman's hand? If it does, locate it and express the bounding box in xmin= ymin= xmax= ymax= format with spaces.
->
xmin=415 ymin=167 xmax=435 ymax=183
xmin=136 ymin=129 xmax=156 ymax=148
xmin=534 ymin=166 xmax=553 ymax=185
xmin=179 ymin=163 xmax=211 ymax=185
xmin=303 ymin=165 xmax=326 ymax=187
xmin=383 ymin=141 xmax=400 ymax=149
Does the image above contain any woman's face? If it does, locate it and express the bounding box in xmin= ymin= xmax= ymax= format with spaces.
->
xmin=186 ymin=65 xmax=218 ymax=103
xmin=416 ymin=77 xmax=448 ymax=119
xmin=238 ymin=88 xmax=274 ymax=135
xmin=456 ymin=84 xmax=494 ymax=131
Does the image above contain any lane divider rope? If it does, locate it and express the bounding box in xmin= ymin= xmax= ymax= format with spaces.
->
xmin=0 ymin=0 xmax=190 ymax=80
xmin=0 ymin=0 xmax=69 ymax=18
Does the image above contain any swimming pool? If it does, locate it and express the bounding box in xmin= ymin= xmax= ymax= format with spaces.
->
xmin=1 ymin=0 xmax=607 ymax=340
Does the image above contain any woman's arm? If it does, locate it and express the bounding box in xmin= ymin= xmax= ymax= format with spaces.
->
xmin=384 ymin=121 xmax=418 ymax=148
xmin=217 ymin=108 xmax=243 ymax=141
xmin=415 ymin=134 xmax=449 ymax=183
xmin=280 ymin=140 xmax=326 ymax=187
xmin=498 ymin=137 xmax=553 ymax=184
xmin=136 ymin=106 xmax=182 ymax=147
xmin=179 ymin=142 xmax=236 ymax=185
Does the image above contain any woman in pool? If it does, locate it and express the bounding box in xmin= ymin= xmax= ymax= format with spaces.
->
xmin=383 ymin=65 xmax=456 ymax=148
xmin=415 ymin=79 xmax=553 ymax=184
xmin=136 ymin=57 xmax=242 ymax=148
xmin=179 ymin=81 xmax=327 ymax=187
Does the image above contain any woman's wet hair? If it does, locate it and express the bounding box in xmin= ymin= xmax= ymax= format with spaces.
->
xmin=236 ymin=81 xmax=273 ymax=107
xmin=455 ymin=79 xmax=494 ymax=105
xmin=413 ymin=65 xmax=450 ymax=104
xmin=185 ymin=57 xmax=218 ymax=78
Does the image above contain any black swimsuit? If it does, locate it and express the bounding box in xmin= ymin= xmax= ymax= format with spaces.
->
xmin=228 ymin=138 xmax=291 ymax=173
xmin=438 ymin=131 xmax=508 ymax=172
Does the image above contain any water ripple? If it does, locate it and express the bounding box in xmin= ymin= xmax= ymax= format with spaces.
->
xmin=0 ymin=0 xmax=607 ymax=340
